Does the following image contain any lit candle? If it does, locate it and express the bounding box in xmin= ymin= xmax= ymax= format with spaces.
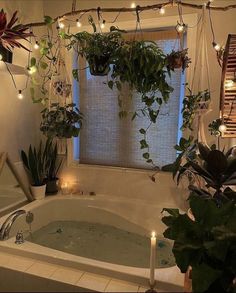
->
xmin=150 ymin=231 xmax=156 ymax=288
xmin=61 ymin=182 xmax=71 ymax=195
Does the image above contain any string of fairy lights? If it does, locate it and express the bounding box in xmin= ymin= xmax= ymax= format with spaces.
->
xmin=0 ymin=0 xmax=235 ymax=134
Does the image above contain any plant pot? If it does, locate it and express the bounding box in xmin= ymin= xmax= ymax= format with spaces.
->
xmin=0 ymin=44 xmax=13 ymax=63
xmin=88 ymin=55 xmax=110 ymax=76
xmin=46 ymin=178 xmax=59 ymax=195
xmin=167 ymin=56 xmax=183 ymax=70
xmin=30 ymin=184 xmax=46 ymax=200
xmin=184 ymin=266 xmax=192 ymax=292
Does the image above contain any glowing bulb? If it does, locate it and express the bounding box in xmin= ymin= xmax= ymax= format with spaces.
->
xmin=0 ymin=54 xmax=2 ymax=61
xmin=176 ymin=23 xmax=185 ymax=33
xmin=130 ymin=2 xmax=136 ymax=8
xmin=58 ymin=20 xmax=65 ymax=29
xmin=76 ymin=19 xmax=82 ymax=28
xmin=34 ymin=42 xmax=39 ymax=50
xmin=17 ymin=90 xmax=23 ymax=100
xmin=101 ymin=20 xmax=106 ymax=29
xmin=159 ymin=7 xmax=165 ymax=15
xmin=225 ymin=80 xmax=234 ymax=88
xmin=212 ymin=42 xmax=221 ymax=51
xmin=219 ymin=124 xmax=227 ymax=133
xmin=28 ymin=65 xmax=37 ymax=75
xmin=151 ymin=231 xmax=156 ymax=238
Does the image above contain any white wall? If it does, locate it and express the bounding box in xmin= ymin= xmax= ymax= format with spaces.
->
xmin=0 ymin=0 xmax=44 ymax=163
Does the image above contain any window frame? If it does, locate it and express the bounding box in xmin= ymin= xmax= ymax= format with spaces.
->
xmin=67 ymin=13 xmax=198 ymax=173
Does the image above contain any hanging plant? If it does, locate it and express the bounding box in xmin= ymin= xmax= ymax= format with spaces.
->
xmin=0 ymin=10 xmax=33 ymax=51
xmin=166 ymin=48 xmax=191 ymax=72
xmin=181 ymin=87 xmax=211 ymax=131
xmin=65 ymin=16 xmax=124 ymax=76
xmin=40 ymin=103 xmax=83 ymax=139
xmin=208 ymin=118 xmax=222 ymax=137
xmin=108 ymin=39 xmax=173 ymax=165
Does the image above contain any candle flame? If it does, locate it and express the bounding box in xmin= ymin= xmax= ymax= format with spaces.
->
xmin=151 ymin=231 xmax=156 ymax=238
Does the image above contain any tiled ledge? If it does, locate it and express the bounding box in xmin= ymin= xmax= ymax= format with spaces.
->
xmin=0 ymin=251 xmax=161 ymax=292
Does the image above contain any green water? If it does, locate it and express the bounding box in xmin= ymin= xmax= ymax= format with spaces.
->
xmin=27 ymin=221 xmax=175 ymax=268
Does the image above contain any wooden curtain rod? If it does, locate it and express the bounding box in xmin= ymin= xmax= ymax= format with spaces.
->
xmin=25 ymin=1 xmax=236 ymax=28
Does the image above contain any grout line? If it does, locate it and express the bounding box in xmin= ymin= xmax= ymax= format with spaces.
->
xmin=75 ymin=271 xmax=85 ymax=284
xmin=103 ymin=278 xmax=112 ymax=292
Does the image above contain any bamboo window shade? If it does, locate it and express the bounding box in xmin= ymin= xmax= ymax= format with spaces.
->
xmin=220 ymin=34 xmax=236 ymax=137
xmin=76 ymin=28 xmax=184 ymax=169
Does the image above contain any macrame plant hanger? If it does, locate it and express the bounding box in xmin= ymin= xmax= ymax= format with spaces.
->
xmin=48 ymin=37 xmax=72 ymax=154
xmin=190 ymin=6 xmax=212 ymax=144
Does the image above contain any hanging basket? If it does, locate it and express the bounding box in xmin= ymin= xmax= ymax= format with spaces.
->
xmin=88 ymin=55 xmax=110 ymax=76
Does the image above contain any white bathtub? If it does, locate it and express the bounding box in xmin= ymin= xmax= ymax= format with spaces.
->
xmin=0 ymin=195 xmax=184 ymax=291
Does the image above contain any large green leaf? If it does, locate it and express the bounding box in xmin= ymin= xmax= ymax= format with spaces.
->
xmin=192 ymin=264 xmax=222 ymax=293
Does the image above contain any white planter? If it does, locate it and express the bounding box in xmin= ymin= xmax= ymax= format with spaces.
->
xmin=30 ymin=185 xmax=46 ymax=200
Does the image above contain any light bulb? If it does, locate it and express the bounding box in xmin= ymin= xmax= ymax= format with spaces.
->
xmin=28 ymin=65 xmax=37 ymax=75
xmin=225 ymin=80 xmax=234 ymax=89
xmin=219 ymin=124 xmax=227 ymax=133
xmin=34 ymin=42 xmax=39 ymax=50
xmin=0 ymin=54 xmax=3 ymax=61
xmin=17 ymin=90 xmax=24 ymax=100
xmin=58 ymin=20 xmax=65 ymax=29
xmin=159 ymin=7 xmax=165 ymax=15
xmin=151 ymin=231 xmax=156 ymax=238
xmin=101 ymin=21 xmax=106 ymax=29
xmin=176 ymin=23 xmax=185 ymax=33
xmin=130 ymin=2 xmax=136 ymax=8
xmin=76 ymin=19 xmax=82 ymax=28
xmin=212 ymin=42 xmax=221 ymax=51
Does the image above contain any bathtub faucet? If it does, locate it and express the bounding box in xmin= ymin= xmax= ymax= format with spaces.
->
xmin=0 ymin=210 xmax=26 ymax=241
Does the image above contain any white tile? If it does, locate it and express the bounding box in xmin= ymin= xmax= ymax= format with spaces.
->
xmin=26 ymin=261 xmax=57 ymax=278
xmin=77 ymin=272 xmax=110 ymax=292
xmin=105 ymin=279 xmax=139 ymax=292
xmin=51 ymin=267 xmax=84 ymax=285
xmin=7 ymin=255 xmax=35 ymax=271
xmin=0 ymin=252 xmax=12 ymax=266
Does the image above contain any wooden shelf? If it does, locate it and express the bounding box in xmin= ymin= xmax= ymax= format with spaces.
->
xmin=0 ymin=61 xmax=28 ymax=76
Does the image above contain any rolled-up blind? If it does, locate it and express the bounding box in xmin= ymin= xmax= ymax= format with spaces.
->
xmin=75 ymin=29 xmax=184 ymax=169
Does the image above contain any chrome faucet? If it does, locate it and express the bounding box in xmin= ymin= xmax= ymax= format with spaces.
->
xmin=0 ymin=210 xmax=26 ymax=240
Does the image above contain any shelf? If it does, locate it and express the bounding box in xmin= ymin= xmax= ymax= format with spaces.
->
xmin=0 ymin=61 xmax=28 ymax=76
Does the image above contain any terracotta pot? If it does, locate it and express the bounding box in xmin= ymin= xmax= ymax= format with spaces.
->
xmin=30 ymin=184 xmax=46 ymax=200
xmin=184 ymin=266 xmax=192 ymax=292
xmin=46 ymin=178 xmax=59 ymax=195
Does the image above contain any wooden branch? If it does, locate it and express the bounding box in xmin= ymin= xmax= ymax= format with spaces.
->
xmin=24 ymin=1 xmax=236 ymax=28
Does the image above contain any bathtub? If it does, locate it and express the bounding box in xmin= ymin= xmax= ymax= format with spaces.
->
xmin=0 ymin=195 xmax=184 ymax=291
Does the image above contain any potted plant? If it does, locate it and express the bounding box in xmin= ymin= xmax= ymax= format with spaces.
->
xmin=162 ymin=195 xmax=236 ymax=293
xmin=66 ymin=16 xmax=123 ymax=76
xmin=166 ymin=48 xmax=191 ymax=72
xmin=21 ymin=143 xmax=46 ymax=200
xmin=40 ymin=103 xmax=83 ymax=139
xmin=162 ymin=143 xmax=236 ymax=293
xmin=44 ymin=139 xmax=63 ymax=195
xmin=0 ymin=10 xmax=33 ymax=52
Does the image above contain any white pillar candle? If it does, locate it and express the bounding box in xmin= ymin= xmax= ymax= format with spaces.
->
xmin=150 ymin=231 xmax=156 ymax=288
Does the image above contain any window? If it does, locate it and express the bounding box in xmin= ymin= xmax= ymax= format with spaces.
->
xmin=73 ymin=29 xmax=185 ymax=169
